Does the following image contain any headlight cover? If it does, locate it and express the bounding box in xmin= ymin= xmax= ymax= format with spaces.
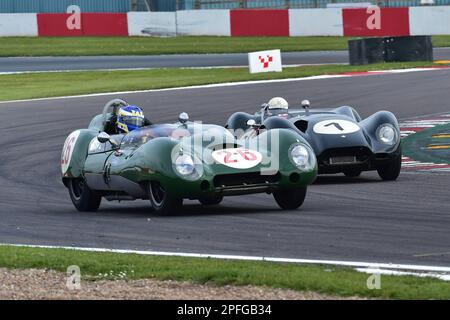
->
xmin=290 ymin=144 xmax=315 ymax=171
xmin=377 ymin=124 xmax=397 ymax=145
xmin=174 ymin=154 xmax=203 ymax=180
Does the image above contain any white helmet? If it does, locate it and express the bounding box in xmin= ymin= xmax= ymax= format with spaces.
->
xmin=267 ymin=97 xmax=289 ymax=110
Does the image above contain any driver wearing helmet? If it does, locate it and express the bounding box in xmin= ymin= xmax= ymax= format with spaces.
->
xmin=116 ymin=105 xmax=146 ymax=134
xmin=267 ymin=97 xmax=289 ymax=110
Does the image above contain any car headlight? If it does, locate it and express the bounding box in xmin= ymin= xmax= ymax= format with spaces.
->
xmin=290 ymin=144 xmax=315 ymax=171
xmin=175 ymin=154 xmax=195 ymax=176
xmin=377 ymin=124 xmax=397 ymax=145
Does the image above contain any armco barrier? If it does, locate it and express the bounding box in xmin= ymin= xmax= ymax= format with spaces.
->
xmin=343 ymin=8 xmax=410 ymax=37
xmin=230 ymin=9 xmax=289 ymax=36
xmin=1 ymin=7 xmax=450 ymax=37
xmin=37 ymin=13 xmax=128 ymax=36
xmin=0 ymin=13 xmax=38 ymax=36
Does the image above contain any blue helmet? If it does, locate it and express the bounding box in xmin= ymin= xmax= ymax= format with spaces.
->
xmin=116 ymin=105 xmax=145 ymax=134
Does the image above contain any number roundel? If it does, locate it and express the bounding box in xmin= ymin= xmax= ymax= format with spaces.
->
xmin=61 ymin=130 xmax=81 ymax=174
xmin=313 ymin=119 xmax=360 ymax=135
xmin=212 ymin=148 xmax=263 ymax=169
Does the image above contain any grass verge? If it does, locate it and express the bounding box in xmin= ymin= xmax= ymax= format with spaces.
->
xmin=0 ymin=245 xmax=449 ymax=299
xmin=1 ymin=36 xmax=450 ymax=57
xmin=0 ymin=36 xmax=354 ymax=56
xmin=0 ymin=61 xmax=438 ymax=102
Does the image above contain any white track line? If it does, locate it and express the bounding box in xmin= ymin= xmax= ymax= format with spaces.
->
xmin=1 ymin=243 xmax=449 ymax=280
xmin=1 ymin=66 xmax=448 ymax=105
xmin=355 ymin=268 xmax=450 ymax=281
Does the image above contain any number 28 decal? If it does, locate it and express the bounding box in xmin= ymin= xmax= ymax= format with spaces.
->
xmin=212 ymin=148 xmax=262 ymax=169
xmin=61 ymin=130 xmax=80 ymax=174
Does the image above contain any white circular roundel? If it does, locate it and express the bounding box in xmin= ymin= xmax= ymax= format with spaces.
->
xmin=61 ymin=130 xmax=81 ymax=174
xmin=212 ymin=148 xmax=262 ymax=169
xmin=313 ymin=119 xmax=360 ymax=135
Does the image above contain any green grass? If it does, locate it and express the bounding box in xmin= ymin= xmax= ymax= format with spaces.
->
xmin=1 ymin=36 xmax=449 ymax=57
xmin=430 ymin=35 xmax=450 ymax=49
xmin=0 ymin=245 xmax=448 ymax=299
xmin=0 ymin=61 xmax=438 ymax=101
xmin=0 ymin=36 xmax=353 ymax=57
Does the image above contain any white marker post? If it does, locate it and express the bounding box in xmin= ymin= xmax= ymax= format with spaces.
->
xmin=248 ymin=49 xmax=283 ymax=74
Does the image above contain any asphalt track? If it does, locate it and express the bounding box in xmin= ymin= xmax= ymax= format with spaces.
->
xmin=1 ymin=69 xmax=450 ymax=267
xmin=2 ymin=47 xmax=450 ymax=73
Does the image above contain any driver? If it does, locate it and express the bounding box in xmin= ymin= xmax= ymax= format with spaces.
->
xmin=267 ymin=97 xmax=289 ymax=110
xmin=116 ymin=105 xmax=146 ymax=134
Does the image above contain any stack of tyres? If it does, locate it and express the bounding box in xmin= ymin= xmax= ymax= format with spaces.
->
xmin=348 ymin=35 xmax=433 ymax=65
xmin=348 ymin=37 xmax=385 ymax=65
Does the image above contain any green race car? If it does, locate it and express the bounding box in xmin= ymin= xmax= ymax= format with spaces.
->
xmin=61 ymin=99 xmax=318 ymax=215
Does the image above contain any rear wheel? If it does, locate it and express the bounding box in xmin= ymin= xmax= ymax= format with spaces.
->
xmin=198 ymin=195 xmax=223 ymax=206
xmin=148 ymin=181 xmax=182 ymax=215
xmin=68 ymin=178 xmax=101 ymax=212
xmin=273 ymin=187 xmax=307 ymax=210
xmin=377 ymin=153 xmax=402 ymax=181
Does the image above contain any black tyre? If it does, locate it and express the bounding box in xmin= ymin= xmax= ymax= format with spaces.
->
xmin=148 ymin=181 xmax=182 ymax=215
xmin=273 ymin=187 xmax=307 ymax=210
xmin=198 ymin=195 xmax=223 ymax=206
xmin=344 ymin=169 xmax=362 ymax=177
xmin=377 ymin=150 xmax=402 ymax=181
xmin=68 ymin=178 xmax=101 ymax=212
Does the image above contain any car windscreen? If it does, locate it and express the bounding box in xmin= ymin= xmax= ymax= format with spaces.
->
xmin=120 ymin=124 xmax=178 ymax=149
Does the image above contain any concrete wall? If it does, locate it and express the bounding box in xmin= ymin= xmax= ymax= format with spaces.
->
xmin=409 ymin=6 xmax=450 ymax=35
xmin=2 ymin=7 xmax=450 ymax=37
xmin=176 ymin=10 xmax=230 ymax=36
xmin=0 ymin=13 xmax=38 ymax=36
xmin=289 ymin=8 xmax=343 ymax=36
xmin=128 ymin=12 xmax=176 ymax=36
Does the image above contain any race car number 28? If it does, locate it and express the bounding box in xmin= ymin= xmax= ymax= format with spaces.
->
xmin=212 ymin=148 xmax=262 ymax=169
xmin=61 ymin=130 xmax=80 ymax=174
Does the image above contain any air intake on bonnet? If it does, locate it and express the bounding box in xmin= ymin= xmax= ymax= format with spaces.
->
xmin=294 ymin=120 xmax=308 ymax=133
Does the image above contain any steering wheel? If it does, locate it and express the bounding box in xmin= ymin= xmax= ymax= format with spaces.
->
xmin=102 ymin=99 xmax=129 ymax=128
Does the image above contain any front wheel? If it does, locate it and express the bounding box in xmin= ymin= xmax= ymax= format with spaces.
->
xmin=148 ymin=181 xmax=182 ymax=215
xmin=68 ymin=178 xmax=101 ymax=212
xmin=273 ymin=187 xmax=307 ymax=210
xmin=377 ymin=150 xmax=402 ymax=181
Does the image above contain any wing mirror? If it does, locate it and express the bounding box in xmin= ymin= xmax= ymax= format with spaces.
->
xmin=301 ymin=100 xmax=310 ymax=109
xmin=301 ymin=100 xmax=311 ymax=115
xmin=247 ymin=119 xmax=261 ymax=129
xmin=97 ymin=132 xmax=119 ymax=149
xmin=179 ymin=112 xmax=189 ymax=125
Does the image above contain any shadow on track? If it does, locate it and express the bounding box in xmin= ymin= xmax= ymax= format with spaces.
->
xmin=93 ymin=202 xmax=282 ymax=218
xmin=313 ymin=174 xmax=383 ymax=185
